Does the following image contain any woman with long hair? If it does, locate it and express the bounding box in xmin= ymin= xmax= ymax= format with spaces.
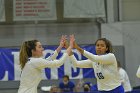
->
xmin=18 ymin=36 xmax=68 ymax=93
xmin=66 ymin=35 xmax=124 ymax=93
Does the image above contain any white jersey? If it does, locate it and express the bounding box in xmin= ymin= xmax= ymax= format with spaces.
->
xmin=136 ymin=65 xmax=140 ymax=78
xmin=69 ymin=50 xmax=121 ymax=91
xmin=18 ymin=51 xmax=68 ymax=93
xmin=119 ymin=68 xmax=132 ymax=92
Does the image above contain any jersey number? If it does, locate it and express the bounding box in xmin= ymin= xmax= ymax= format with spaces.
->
xmin=96 ymin=72 xmax=104 ymax=79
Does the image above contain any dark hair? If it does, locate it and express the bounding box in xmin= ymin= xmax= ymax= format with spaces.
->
xmin=63 ymin=75 xmax=69 ymax=80
xmin=95 ymin=38 xmax=113 ymax=53
xmin=19 ymin=40 xmax=39 ymax=69
xmin=83 ymin=83 xmax=91 ymax=92
xmin=83 ymin=82 xmax=92 ymax=88
xmin=117 ymin=60 xmax=122 ymax=68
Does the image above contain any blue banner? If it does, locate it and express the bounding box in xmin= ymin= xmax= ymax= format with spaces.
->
xmin=0 ymin=45 xmax=95 ymax=81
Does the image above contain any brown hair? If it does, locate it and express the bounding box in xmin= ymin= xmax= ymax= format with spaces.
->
xmin=95 ymin=38 xmax=113 ymax=53
xmin=19 ymin=40 xmax=39 ymax=69
xmin=63 ymin=75 xmax=69 ymax=80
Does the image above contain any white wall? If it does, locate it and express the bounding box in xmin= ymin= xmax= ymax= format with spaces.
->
xmin=102 ymin=22 xmax=140 ymax=87
xmin=101 ymin=22 xmax=123 ymax=45
xmin=0 ymin=23 xmax=99 ymax=47
xmin=120 ymin=0 xmax=140 ymax=21
xmin=123 ymin=22 xmax=140 ymax=87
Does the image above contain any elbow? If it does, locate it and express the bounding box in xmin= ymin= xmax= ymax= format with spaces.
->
xmin=73 ymin=63 xmax=78 ymax=67
xmin=72 ymin=63 xmax=80 ymax=68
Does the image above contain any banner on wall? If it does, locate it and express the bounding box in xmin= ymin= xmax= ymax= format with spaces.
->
xmin=0 ymin=0 xmax=5 ymax=22
xmin=0 ymin=45 xmax=96 ymax=81
xmin=64 ymin=0 xmax=105 ymax=18
xmin=13 ymin=0 xmax=56 ymax=21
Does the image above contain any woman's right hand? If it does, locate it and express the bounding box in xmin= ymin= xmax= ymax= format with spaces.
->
xmin=70 ymin=35 xmax=84 ymax=54
xmin=70 ymin=34 xmax=79 ymax=49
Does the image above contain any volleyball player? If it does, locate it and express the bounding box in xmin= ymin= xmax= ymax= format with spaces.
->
xmin=18 ymin=35 xmax=68 ymax=93
xmin=117 ymin=61 xmax=132 ymax=92
xmin=66 ymin=35 xmax=125 ymax=93
xmin=136 ymin=65 xmax=140 ymax=78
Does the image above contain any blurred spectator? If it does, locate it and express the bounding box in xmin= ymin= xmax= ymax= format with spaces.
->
xmin=83 ymin=82 xmax=91 ymax=92
xmin=50 ymin=86 xmax=60 ymax=93
xmin=83 ymin=82 xmax=98 ymax=92
xmin=75 ymin=79 xmax=85 ymax=92
xmin=117 ymin=61 xmax=132 ymax=92
xmin=59 ymin=75 xmax=75 ymax=92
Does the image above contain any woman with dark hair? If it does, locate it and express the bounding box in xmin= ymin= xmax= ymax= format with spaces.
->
xmin=18 ymin=36 xmax=68 ymax=93
xmin=66 ymin=35 xmax=124 ymax=93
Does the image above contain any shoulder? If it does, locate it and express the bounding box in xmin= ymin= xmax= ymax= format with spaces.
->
xmin=106 ymin=53 xmax=117 ymax=61
xmin=119 ymin=68 xmax=126 ymax=73
xmin=100 ymin=53 xmax=116 ymax=58
xmin=27 ymin=57 xmax=45 ymax=64
xmin=102 ymin=53 xmax=116 ymax=61
xmin=107 ymin=53 xmax=115 ymax=57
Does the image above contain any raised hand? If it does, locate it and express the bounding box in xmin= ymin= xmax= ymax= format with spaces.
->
xmin=59 ymin=35 xmax=67 ymax=48
xmin=66 ymin=35 xmax=75 ymax=56
xmin=69 ymin=34 xmax=75 ymax=48
xmin=69 ymin=34 xmax=84 ymax=54
xmin=63 ymin=39 xmax=69 ymax=49
xmin=56 ymin=35 xmax=67 ymax=53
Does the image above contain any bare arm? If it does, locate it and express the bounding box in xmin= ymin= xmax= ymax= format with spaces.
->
xmin=70 ymin=35 xmax=84 ymax=54
xmin=74 ymin=42 xmax=84 ymax=54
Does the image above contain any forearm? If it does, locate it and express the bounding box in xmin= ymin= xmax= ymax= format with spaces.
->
xmin=75 ymin=45 xmax=84 ymax=54
xmin=49 ymin=53 xmax=68 ymax=67
xmin=46 ymin=50 xmax=58 ymax=60
xmin=32 ymin=53 xmax=68 ymax=69
xmin=56 ymin=45 xmax=63 ymax=53
xmin=69 ymin=55 xmax=93 ymax=68
xmin=67 ymin=47 xmax=73 ymax=56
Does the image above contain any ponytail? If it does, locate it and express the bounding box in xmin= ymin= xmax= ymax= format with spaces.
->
xmin=19 ymin=42 xmax=28 ymax=69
